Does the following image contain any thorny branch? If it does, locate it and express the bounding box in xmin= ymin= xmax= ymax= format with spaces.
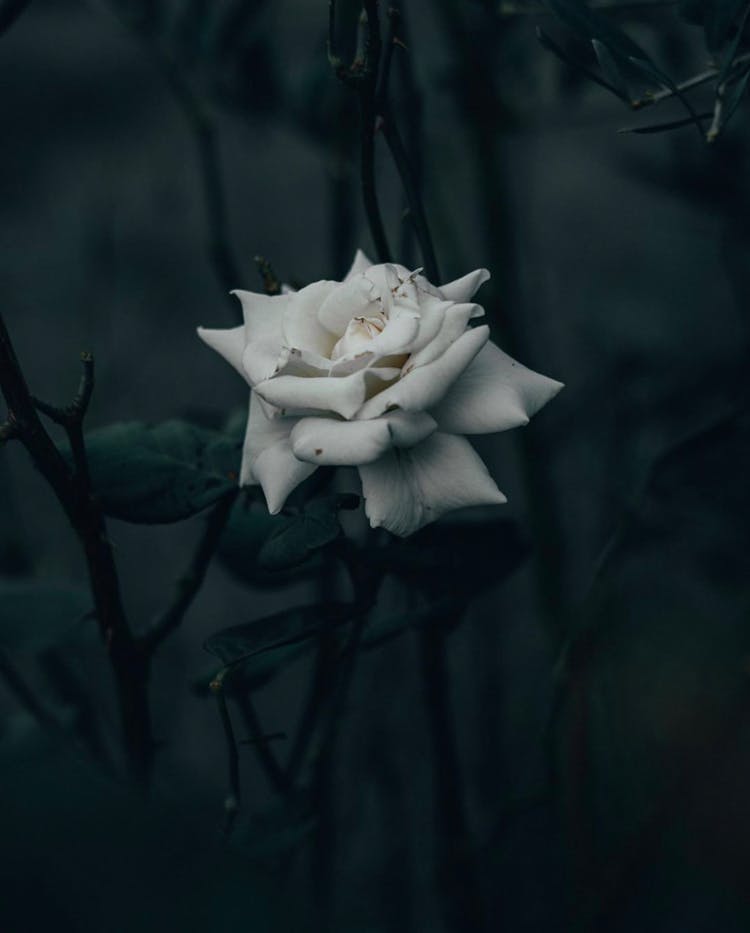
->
xmin=0 ymin=313 xmax=153 ymax=780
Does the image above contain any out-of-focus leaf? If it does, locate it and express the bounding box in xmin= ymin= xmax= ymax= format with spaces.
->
xmin=592 ymin=38 xmax=630 ymax=100
xmin=258 ymin=494 xmax=360 ymax=571
xmin=556 ymin=408 xmax=750 ymax=926
xmin=204 ymin=602 xmax=357 ymax=664
xmin=0 ymin=580 xmax=91 ymax=654
xmin=536 ymin=27 xmax=631 ymax=103
xmin=0 ymin=0 xmax=31 ymax=36
xmin=544 ymin=0 xmax=648 ymax=61
xmin=706 ymin=0 xmax=748 ymax=51
xmin=68 ymin=420 xmax=239 ymax=524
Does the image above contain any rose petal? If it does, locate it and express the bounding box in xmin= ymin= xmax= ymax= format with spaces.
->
xmin=239 ymin=393 xmax=315 ymax=511
xmin=231 ymin=289 xmax=288 ymax=343
xmin=242 ymin=338 xmax=284 ymax=386
xmin=358 ymin=432 xmax=507 ymax=536
xmin=355 ymin=325 xmax=490 ymax=420
xmin=439 ymin=268 xmax=491 ymax=302
xmin=344 ymin=249 xmax=374 ymax=281
xmin=197 ymin=325 xmax=246 ymax=379
xmin=318 ymin=275 xmax=381 ymax=336
xmin=290 ymin=410 xmax=437 ymax=466
xmin=431 ymin=341 xmax=564 ymax=434
xmin=367 ymin=306 xmax=420 ymax=357
xmin=254 ymin=367 xmax=400 ymax=420
xmin=239 ymin=391 xmax=295 ymax=484
xmin=253 ymin=440 xmax=317 ymax=514
xmin=404 ymin=303 xmax=480 ymax=372
xmin=282 ymin=281 xmax=338 ymax=357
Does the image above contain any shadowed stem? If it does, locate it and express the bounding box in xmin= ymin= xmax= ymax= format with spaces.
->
xmin=377 ymin=3 xmax=440 ymax=282
xmin=212 ymin=675 xmax=241 ymax=835
xmin=235 ymin=692 xmax=290 ymax=798
xmin=418 ymin=616 xmax=487 ymax=933
xmin=329 ymin=0 xmax=392 ymax=263
xmin=0 ymin=314 xmax=153 ymax=780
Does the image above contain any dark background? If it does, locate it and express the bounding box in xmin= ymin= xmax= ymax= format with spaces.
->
xmin=1 ymin=0 xmax=750 ymax=930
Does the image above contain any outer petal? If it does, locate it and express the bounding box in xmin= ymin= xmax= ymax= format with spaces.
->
xmin=254 ymin=367 xmax=400 ymax=420
xmin=239 ymin=393 xmax=315 ymax=512
xmin=355 ymin=325 xmax=490 ymax=420
xmin=344 ymin=249 xmax=374 ymax=280
xmin=197 ymin=325 xmax=246 ymax=379
xmin=231 ymin=289 xmax=288 ymax=343
xmin=282 ymin=280 xmax=338 ymax=357
xmin=290 ymin=411 xmax=437 ymax=466
xmin=404 ymin=303 xmax=479 ymax=372
xmin=431 ymin=341 xmax=564 ymax=435
xmin=358 ymin=433 xmax=507 ymax=536
xmin=439 ymin=268 xmax=490 ymax=303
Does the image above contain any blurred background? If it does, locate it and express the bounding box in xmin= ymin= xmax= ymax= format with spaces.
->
xmin=1 ymin=0 xmax=750 ymax=930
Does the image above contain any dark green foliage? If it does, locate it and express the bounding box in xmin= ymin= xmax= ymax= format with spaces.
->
xmin=258 ymin=494 xmax=360 ymax=571
xmin=204 ymin=602 xmax=357 ymax=665
xmin=0 ymin=580 xmax=91 ymax=653
xmin=69 ymin=420 xmax=240 ymax=524
xmin=217 ymin=493 xmax=358 ymax=585
xmin=0 ymin=720 xmax=284 ymax=932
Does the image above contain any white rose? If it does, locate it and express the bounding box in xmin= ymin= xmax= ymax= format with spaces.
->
xmin=198 ymin=250 xmax=562 ymax=537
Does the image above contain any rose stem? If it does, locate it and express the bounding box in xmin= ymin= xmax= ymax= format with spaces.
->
xmin=374 ymin=2 xmax=440 ymax=283
xmin=0 ymin=316 xmax=153 ymax=781
xmin=329 ymin=0 xmax=393 ymax=264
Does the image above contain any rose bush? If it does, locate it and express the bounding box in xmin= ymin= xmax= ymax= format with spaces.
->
xmin=198 ymin=250 xmax=562 ymax=536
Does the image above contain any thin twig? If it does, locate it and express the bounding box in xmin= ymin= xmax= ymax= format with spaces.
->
xmin=329 ymin=0 xmax=392 ymax=263
xmin=212 ymin=674 xmax=241 ymax=835
xmin=141 ymin=489 xmax=237 ymax=655
xmin=235 ymin=692 xmax=290 ymax=797
xmin=254 ymin=255 xmax=282 ymax=296
xmin=376 ymin=3 xmax=440 ymax=281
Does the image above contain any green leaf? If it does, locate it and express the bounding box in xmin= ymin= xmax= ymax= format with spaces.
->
xmin=0 ymin=580 xmax=91 ymax=654
xmin=257 ymin=494 xmax=360 ymax=571
xmin=217 ymin=496 xmax=331 ymax=588
xmin=72 ymin=420 xmax=239 ymax=524
xmin=536 ymin=27 xmax=631 ymax=103
xmin=193 ymin=640 xmax=312 ymax=697
xmin=592 ymin=38 xmax=630 ymax=101
xmin=204 ymin=602 xmax=357 ymax=664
